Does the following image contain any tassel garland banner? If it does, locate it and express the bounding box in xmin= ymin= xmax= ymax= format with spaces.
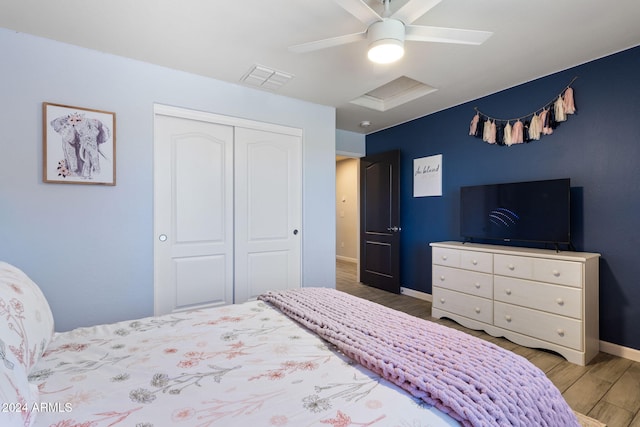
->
xmin=469 ymin=77 xmax=578 ymax=146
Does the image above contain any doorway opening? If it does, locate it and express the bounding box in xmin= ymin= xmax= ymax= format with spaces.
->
xmin=335 ymin=155 xmax=360 ymax=283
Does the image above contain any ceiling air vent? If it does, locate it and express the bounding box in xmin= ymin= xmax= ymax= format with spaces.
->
xmin=241 ymin=64 xmax=294 ymax=91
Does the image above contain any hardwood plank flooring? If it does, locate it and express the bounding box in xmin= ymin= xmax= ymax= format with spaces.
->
xmin=336 ymin=259 xmax=640 ymax=427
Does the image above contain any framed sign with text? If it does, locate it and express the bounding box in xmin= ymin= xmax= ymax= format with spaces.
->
xmin=413 ymin=154 xmax=442 ymax=197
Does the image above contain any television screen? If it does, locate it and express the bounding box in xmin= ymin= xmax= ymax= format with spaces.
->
xmin=460 ymin=178 xmax=571 ymax=245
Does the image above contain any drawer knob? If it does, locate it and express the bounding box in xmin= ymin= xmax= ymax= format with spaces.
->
xmin=552 ymin=269 xmax=560 ymax=277
xmin=472 ymin=259 xmax=478 ymax=265
xmin=505 ymin=315 xmax=512 ymax=322
xmin=556 ymin=298 xmax=564 ymax=306
xmin=440 ymin=298 xmax=445 ymax=304
xmin=505 ymin=289 xmax=512 ymax=296
xmin=474 ymin=307 xmax=481 ymax=314
xmin=440 ymin=275 xmax=445 ymax=281
xmin=557 ymin=329 xmax=565 ymax=337
xmin=508 ymin=264 xmax=515 ymax=271
xmin=474 ymin=282 xmax=481 ymax=289
xmin=442 ymin=255 xmax=448 ymax=261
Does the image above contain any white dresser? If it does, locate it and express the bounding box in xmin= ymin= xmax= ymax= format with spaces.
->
xmin=430 ymin=241 xmax=600 ymax=365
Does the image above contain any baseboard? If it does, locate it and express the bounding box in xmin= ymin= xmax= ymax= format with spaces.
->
xmin=400 ymin=287 xmax=432 ymax=302
xmin=600 ymin=340 xmax=640 ymax=363
xmin=336 ymin=255 xmax=357 ymax=263
xmin=399 ymin=289 xmax=640 ymax=363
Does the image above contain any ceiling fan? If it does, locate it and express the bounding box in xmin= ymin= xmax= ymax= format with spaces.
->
xmin=289 ymin=0 xmax=492 ymax=64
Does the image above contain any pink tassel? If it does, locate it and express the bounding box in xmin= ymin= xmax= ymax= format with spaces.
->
xmin=554 ymin=95 xmax=567 ymax=122
xmin=511 ymin=120 xmax=524 ymax=144
xmin=563 ymin=87 xmax=576 ymax=114
xmin=469 ymin=113 xmax=480 ymax=135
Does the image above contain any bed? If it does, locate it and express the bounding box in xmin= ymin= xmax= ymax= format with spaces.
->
xmin=0 ymin=261 xmax=580 ymax=427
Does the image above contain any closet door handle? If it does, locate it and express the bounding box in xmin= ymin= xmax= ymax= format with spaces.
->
xmin=293 ymin=229 xmax=299 ymax=235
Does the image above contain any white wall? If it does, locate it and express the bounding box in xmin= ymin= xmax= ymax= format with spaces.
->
xmin=0 ymin=28 xmax=336 ymax=331
xmin=336 ymin=129 xmax=366 ymax=156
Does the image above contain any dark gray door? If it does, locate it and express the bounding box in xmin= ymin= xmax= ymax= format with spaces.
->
xmin=359 ymin=150 xmax=401 ymax=293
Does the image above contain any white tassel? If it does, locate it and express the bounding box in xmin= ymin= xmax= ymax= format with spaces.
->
xmin=554 ymin=95 xmax=567 ymax=122
xmin=504 ymin=122 xmax=512 ymax=146
xmin=488 ymin=121 xmax=497 ymax=144
xmin=483 ymin=118 xmax=492 ymax=142
xmin=529 ymin=113 xmax=542 ymax=140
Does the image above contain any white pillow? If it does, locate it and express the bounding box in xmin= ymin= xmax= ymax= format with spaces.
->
xmin=0 ymin=262 xmax=55 ymax=373
xmin=0 ymin=262 xmax=55 ymax=427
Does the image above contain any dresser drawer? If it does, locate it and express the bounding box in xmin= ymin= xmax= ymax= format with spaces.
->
xmin=433 ymin=287 xmax=493 ymax=324
xmin=433 ymin=265 xmax=493 ymax=298
xmin=532 ymin=258 xmax=582 ymax=288
xmin=494 ymin=254 xmax=533 ymax=279
xmin=494 ymin=254 xmax=582 ymax=288
xmin=494 ymin=276 xmax=582 ymax=319
xmin=494 ymin=302 xmax=582 ymax=350
xmin=460 ymin=250 xmax=493 ymax=273
xmin=432 ymin=247 xmax=461 ymax=268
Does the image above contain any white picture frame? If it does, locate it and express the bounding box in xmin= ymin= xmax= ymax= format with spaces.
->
xmin=413 ymin=154 xmax=442 ymax=197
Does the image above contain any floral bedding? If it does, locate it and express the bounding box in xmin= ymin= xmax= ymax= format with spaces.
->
xmin=28 ymin=300 xmax=460 ymax=427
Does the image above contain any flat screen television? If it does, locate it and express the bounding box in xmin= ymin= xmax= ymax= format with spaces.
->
xmin=460 ymin=178 xmax=571 ymax=246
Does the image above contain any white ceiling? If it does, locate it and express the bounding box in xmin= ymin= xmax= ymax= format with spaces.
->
xmin=2 ymin=0 xmax=640 ymax=134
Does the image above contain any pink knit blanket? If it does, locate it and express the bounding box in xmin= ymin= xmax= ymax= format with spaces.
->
xmin=259 ymin=288 xmax=579 ymax=427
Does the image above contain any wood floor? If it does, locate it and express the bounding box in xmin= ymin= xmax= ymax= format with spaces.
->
xmin=336 ymin=259 xmax=640 ymax=427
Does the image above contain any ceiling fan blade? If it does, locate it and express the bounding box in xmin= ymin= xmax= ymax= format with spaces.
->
xmin=288 ymin=31 xmax=367 ymax=53
xmin=391 ymin=0 xmax=442 ymax=24
xmin=333 ymin=0 xmax=382 ymax=26
xmin=405 ymin=25 xmax=493 ymax=45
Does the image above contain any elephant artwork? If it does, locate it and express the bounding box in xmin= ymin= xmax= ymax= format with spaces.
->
xmin=50 ymin=112 xmax=111 ymax=180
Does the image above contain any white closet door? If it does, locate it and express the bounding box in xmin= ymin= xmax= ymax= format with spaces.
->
xmin=154 ymin=114 xmax=234 ymax=315
xmin=234 ymin=127 xmax=302 ymax=303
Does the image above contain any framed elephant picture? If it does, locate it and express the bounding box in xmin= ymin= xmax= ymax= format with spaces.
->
xmin=43 ymin=102 xmax=116 ymax=185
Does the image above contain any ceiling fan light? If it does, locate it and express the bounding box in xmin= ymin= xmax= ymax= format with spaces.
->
xmin=366 ymin=19 xmax=406 ymax=64
xmin=368 ymin=39 xmax=404 ymax=64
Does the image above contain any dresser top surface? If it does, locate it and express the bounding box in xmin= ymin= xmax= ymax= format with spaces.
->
xmin=430 ymin=241 xmax=601 ymax=262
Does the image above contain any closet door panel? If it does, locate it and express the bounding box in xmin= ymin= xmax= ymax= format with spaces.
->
xmin=173 ymin=137 xmax=225 ymax=242
xmin=234 ymin=127 xmax=302 ymax=302
xmin=246 ymin=251 xmax=289 ymax=299
xmin=154 ymin=113 xmax=234 ymax=315
xmin=175 ymin=255 xmax=228 ymax=307
xmin=246 ymin=143 xmax=289 ymax=240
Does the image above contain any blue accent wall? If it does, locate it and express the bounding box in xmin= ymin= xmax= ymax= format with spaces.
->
xmin=365 ymin=46 xmax=640 ymax=352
